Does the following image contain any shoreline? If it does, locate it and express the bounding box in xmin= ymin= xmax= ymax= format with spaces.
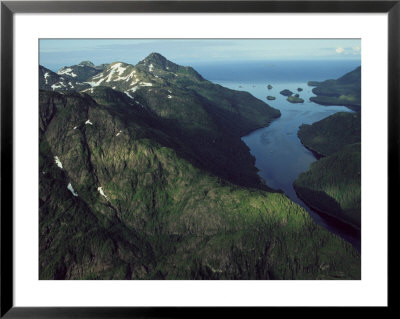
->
xmin=309 ymin=96 xmax=360 ymax=112
xmin=298 ymin=139 xmax=326 ymax=160
xmin=239 ymin=112 xmax=281 ymax=138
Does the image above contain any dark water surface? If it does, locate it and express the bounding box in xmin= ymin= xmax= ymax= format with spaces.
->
xmin=195 ymin=60 xmax=361 ymax=251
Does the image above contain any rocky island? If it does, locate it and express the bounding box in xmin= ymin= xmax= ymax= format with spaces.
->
xmin=280 ymin=89 xmax=293 ymax=96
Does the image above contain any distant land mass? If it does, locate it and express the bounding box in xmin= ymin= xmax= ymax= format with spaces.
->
xmin=308 ymin=66 xmax=361 ymax=111
xmin=39 ymin=53 xmax=360 ymax=280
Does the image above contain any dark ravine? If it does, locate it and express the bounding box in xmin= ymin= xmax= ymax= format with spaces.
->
xmin=39 ymin=53 xmax=361 ymax=280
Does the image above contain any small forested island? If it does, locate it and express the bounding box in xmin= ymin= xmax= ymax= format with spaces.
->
xmin=308 ymin=66 xmax=361 ymax=111
xmin=294 ymin=112 xmax=361 ymax=229
xmin=297 ymin=88 xmax=303 ymax=92
xmin=280 ymin=89 xmax=293 ymax=96
xmin=38 ymin=53 xmax=360 ymax=280
xmin=267 ymin=84 xmax=273 ymax=89
xmin=287 ymin=94 xmax=304 ymax=104
xmin=267 ymin=96 xmax=276 ymax=100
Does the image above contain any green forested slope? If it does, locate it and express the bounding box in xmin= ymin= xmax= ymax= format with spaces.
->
xmin=295 ymin=110 xmax=361 ymax=229
xmin=298 ymin=112 xmax=361 ymax=157
xmin=294 ymin=143 xmax=361 ymax=229
xmin=39 ymin=90 xmax=360 ymax=280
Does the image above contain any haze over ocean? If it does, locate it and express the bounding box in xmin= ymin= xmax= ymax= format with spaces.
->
xmin=40 ymin=39 xmax=361 ymax=72
xmin=192 ymin=59 xmax=360 ymax=83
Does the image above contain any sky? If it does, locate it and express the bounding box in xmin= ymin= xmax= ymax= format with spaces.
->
xmin=40 ymin=39 xmax=361 ymax=72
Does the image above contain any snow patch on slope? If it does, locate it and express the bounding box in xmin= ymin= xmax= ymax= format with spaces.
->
xmin=44 ymin=72 xmax=50 ymax=84
xmin=54 ymin=156 xmax=63 ymax=169
xmin=98 ymin=187 xmax=109 ymax=201
xmin=82 ymin=88 xmax=94 ymax=93
xmin=58 ymin=67 xmax=77 ymax=78
xmin=105 ymin=63 xmax=128 ymax=82
xmin=67 ymin=183 xmax=78 ymax=196
xmin=85 ymin=78 xmax=105 ymax=87
xmin=125 ymin=91 xmax=134 ymax=99
xmin=51 ymin=82 xmax=66 ymax=90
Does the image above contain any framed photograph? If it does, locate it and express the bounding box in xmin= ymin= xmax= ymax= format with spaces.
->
xmin=1 ymin=0 xmax=396 ymax=317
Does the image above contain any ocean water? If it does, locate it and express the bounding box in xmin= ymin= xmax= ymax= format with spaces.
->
xmin=194 ymin=60 xmax=361 ymax=250
xmin=192 ymin=59 xmax=360 ymax=83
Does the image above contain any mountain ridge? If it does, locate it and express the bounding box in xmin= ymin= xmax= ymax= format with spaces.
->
xmin=40 ymin=53 xmax=281 ymax=189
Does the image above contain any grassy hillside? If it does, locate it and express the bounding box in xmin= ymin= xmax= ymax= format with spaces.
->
xmin=308 ymin=66 xmax=361 ymax=111
xmin=39 ymin=90 xmax=360 ymax=280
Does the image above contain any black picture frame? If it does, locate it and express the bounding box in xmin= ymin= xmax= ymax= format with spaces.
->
xmin=1 ymin=1 xmax=396 ymax=317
